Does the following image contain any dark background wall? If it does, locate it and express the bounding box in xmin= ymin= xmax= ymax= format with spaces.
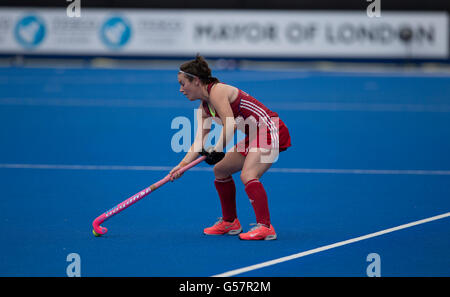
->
xmin=1 ymin=0 xmax=449 ymax=12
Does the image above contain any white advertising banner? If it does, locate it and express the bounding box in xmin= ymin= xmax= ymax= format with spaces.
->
xmin=0 ymin=8 xmax=447 ymax=59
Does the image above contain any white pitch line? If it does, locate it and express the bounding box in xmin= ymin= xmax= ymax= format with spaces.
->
xmin=1 ymin=163 xmax=450 ymax=175
xmin=212 ymin=212 xmax=450 ymax=277
xmin=267 ymin=168 xmax=450 ymax=175
xmin=0 ymin=163 xmax=174 ymax=171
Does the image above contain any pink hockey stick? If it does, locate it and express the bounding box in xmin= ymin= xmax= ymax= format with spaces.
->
xmin=92 ymin=156 xmax=206 ymax=236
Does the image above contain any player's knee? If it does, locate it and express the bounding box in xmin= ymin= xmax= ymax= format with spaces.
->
xmin=213 ymin=163 xmax=229 ymax=179
xmin=240 ymin=170 xmax=258 ymax=185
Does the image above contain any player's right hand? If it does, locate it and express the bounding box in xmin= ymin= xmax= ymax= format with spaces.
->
xmin=169 ymin=161 xmax=188 ymax=181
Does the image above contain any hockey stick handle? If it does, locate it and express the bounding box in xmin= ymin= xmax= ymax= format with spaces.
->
xmin=92 ymin=156 xmax=206 ymax=236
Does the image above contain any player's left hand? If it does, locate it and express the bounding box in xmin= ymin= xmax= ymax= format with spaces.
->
xmin=200 ymin=147 xmax=225 ymax=165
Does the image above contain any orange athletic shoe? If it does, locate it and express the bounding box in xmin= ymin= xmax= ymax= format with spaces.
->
xmin=239 ymin=223 xmax=277 ymax=240
xmin=203 ymin=218 xmax=242 ymax=235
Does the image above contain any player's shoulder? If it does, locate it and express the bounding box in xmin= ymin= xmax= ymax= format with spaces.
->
xmin=210 ymin=82 xmax=228 ymax=92
xmin=210 ymin=82 xmax=238 ymax=99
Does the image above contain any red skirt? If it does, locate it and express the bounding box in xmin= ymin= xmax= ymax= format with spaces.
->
xmin=235 ymin=118 xmax=291 ymax=157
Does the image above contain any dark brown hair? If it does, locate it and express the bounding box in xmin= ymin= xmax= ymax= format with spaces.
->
xmin=179 ymin=54 xmax=219 ymax=85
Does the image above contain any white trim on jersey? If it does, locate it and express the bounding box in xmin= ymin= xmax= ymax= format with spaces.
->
xmin=240 ymin=99 xmax=279 ymax=148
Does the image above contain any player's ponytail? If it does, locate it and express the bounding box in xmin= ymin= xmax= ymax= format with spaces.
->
xmin=179 ymin=54 xmax=220 ymax=85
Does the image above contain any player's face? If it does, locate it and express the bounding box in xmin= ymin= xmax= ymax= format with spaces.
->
xmin=178 ymin=73 xmax=200 ymax=101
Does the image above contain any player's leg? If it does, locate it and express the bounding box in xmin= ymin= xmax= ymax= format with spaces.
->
xmin=239 ymin=149 xmax=277 ymax=240
xmin=213 ymin=149 xmax=246 ymax=179
xmin=204 ymin=150 xmax=245 ymax=235
xmin=240 ymin=149 xmax=273 ymax=226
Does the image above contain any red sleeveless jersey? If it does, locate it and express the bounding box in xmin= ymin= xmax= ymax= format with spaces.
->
xmin=202 ymin=83 xmax=291 ymax=151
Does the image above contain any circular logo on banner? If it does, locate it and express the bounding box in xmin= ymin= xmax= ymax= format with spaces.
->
xmin=100 ymin=16 xmax=132 ymax=49
xmin=14 ymin=15 xmax=46 ymax=48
